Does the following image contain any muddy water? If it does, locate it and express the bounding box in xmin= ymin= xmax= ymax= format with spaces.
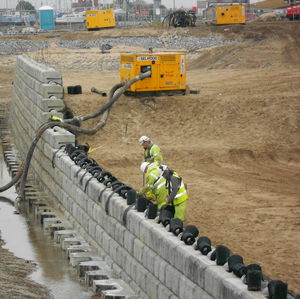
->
xmin=0 ymin=152 xmax=93 ymax=299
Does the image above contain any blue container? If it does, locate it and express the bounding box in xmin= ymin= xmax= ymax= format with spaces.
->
xmin=39 ymin=6 xmax=54 ymax=30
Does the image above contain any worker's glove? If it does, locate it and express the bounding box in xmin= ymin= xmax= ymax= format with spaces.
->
xmin=165 ymin=196 xmax=173 ymax=204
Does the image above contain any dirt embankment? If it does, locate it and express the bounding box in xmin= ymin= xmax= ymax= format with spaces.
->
xmin=0 ymin=21 xmax=299 ymax=296
xmin=0 ymin=238 xmax=51 ymax=298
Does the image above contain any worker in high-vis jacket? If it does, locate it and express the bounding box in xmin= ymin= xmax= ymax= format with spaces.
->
xmin=139 ymin=136 xmax=163 ymax=165
xmin=137 ymin=162 xmax=168 ymax=209
xmin=160 ymin=165 xmax=188 ymax=221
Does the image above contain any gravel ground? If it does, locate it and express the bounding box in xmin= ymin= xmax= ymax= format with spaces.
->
xmin=0 ymin=34 xmax=239 ymax=54
xmin=56 ymin=34 xmax=238 ymax=52
xmin=0 ymin=40 xmax=49 ymax=54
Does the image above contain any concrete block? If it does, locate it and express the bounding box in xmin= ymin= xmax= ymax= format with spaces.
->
xmin=179 ymin=275 xmax=211 ymax=299
xmin=165 ymin=264 xmax=182 ymax=295
xmin=85 ymin=179 xmax=104 ymax=203
xmin=48 ymin=223 xmax=68 ymax=238
xmin=38 ymin=211 xmax=56 ymax=225
xmin=133 ymin=238 xmax=144 ymax=262
xmin=17 ymin=54 xmax=62 ymax=84
xmin=69 ymin=251 xmax=103 ymax=267
xmin=123 ymin=230 xmax=135 ymax=255
xmin=39 ymin=111 xmax=62 ymax=125
xmin=171 ymin=242 xmax=192 ymax=274
xmin=77 ymin=260 xmax=109 ymax=278
xmin=66 ymin=245 xmax=91 ymax=259
xmin=61 ymin=237 xmax=83 ymax=250
xmin=85 ymin=269 xmax=114 ymax=287
xmin=43 ymin=217 xmax=62 ymax=230
xmin=92 ymin=279 xmax=138 ymax=298
xmin=157 ymin=283 xmax=175 ymax=299
xmin=144 ymin=272 xmax=159 ymax=299
xmin=41 ymin=96 xmax=65 ymax=111
xmin=126 ymin=210 xmax=144 ymax=237
xmin=113 ymin=224 xmax=126 ymax=248
xmin=153 ymin=255 xmax=168 ymax=284
xmin=54 ymin=229 xmax=77 ymax=244
xmin=204 ymin=265 xmax=235 ymax=299
xmin=42 ymin=126 xmax=75 ymax=149
xmin=222 ymin=278 xmax=266 ymax=299
xmin=185 ymin=252 xmax=215 ymax=288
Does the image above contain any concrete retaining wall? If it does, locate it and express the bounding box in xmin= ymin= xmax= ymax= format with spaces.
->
xmin=10 ymin=54 xmax=267 ymax=299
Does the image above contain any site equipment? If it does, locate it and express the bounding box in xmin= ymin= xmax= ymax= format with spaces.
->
xmin=120 ymin=53 xmax=186 ymax=96
xmin=85 ymin=9 xmax=115 ymax=30
xmin=162 ymin=9 xmax=196 ymax=27
xmin=214 ymin=5 xmax=246 ymax=25
xmin=286 ymin=5 xmax=300 ymax=20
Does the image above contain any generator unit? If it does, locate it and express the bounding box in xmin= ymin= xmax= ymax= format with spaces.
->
xmin=85 ymin=9 xmax=115 ymax=30
xmin=215 ymin=5 xmax=246 ymax=25
xmin=120 ymin=53 xmax=186 ymax=96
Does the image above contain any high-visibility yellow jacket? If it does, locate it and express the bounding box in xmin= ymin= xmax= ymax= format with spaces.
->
xmin=144 ymin=143 xmax=163 ymax=165
xmin=153 ymin=176 xmax=169 ymax=209
xmin=139 ymin=164 xmax=168 ymax=208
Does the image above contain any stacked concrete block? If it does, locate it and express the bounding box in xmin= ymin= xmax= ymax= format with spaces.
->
xmin=92 ymin=279 xmax=138 ymax=299
xmin=16 ymin=54 xmax=62 ymax=84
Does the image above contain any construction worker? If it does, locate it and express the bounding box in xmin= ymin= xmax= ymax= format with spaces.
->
xmin=137 ymin=162 xmax=168 ymax=209
xmin=160 ymin=165 xmax=188 ymax=222
xmin=139 ymin=136 xmax=163 ymax=165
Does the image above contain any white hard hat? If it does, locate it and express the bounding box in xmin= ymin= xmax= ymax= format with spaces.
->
xmin=139 ymin=135 xmax=150 ymax=144
xmin=158 ymin=164 xmax=168 ymax=174
xmin=140 ymin=162 xmax=150 ymax=173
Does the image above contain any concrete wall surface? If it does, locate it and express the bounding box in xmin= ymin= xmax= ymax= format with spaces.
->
xmin=10 ymin=54 xmax=271 ymax=299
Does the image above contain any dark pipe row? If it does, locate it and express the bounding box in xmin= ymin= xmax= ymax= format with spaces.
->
xmin=65 ymin=144 xmax=294 ymax=299
xmin=65 ymin=144 xmax=133 ymax=200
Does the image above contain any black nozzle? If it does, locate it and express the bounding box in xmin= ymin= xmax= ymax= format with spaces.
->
xmin=195 ymin=236 xmax=211 ymax=255
xmin=228 ymin=255 xmax=244 ymax=272
xmin=146 ymin=202 xmax=158 ymax=219
xmin=181 ymin=225 xmax=199 ymax=246
xmin=158 ymin=205 xmax=175 ymax=227
xmin=91 ymin=87 xmax=107 ymax=96
xmin=136 ymin=196 xmax=148 ymax=212
xmin=126 ymin=189 xmax=137 ymax=205
xmin=169 ymin=218 xmax=183 ymax=236
xmin=215 ymin=245 xmax=231 ymax=266
xmin=268 ymin=280 xmax=288 ymax=299
xmin=247 ymin=270 xmax=262 ymax=291
xmin=232 ymin=263 xmax=247 ymax=278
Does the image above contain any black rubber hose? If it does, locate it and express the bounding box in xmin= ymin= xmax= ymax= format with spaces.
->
xmin=79 ymin=82 xmax=125 ymax=122
xmin=0 ymin=163 xmax=23 ymax=192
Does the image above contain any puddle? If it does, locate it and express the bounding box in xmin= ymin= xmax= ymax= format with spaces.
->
xmin=0 ymin=150 xmax=93 ymax=299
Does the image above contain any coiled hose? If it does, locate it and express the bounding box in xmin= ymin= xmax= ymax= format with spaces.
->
xmin=0 ymin=71 xmax=151 ymax=200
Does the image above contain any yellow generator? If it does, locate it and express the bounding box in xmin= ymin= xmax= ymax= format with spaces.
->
xmin=215 ymin=5 xmax=246 ymax=25
xmin=120 ymin=53 xmax=186 ymax=96
xmin=85 ymin=9 xmax=116 ymax=30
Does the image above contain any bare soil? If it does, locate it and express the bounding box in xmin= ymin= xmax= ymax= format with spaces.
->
xmin=0 ymin=21 xmax=299 ymax=296
xmin=0 ymin=239 xmax=51 ymax=298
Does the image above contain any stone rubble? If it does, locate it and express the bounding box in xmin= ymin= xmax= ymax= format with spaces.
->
xmin=56 ymin=35 xmax=238 ymax=52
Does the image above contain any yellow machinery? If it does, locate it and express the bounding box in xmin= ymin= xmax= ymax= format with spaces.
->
xmin=85 ymin=9 xmax=115 ymax=30
xmin=215 ymin=5 xmax=245 ymax=25
xmin=120 ymin=53 xmax=186 ymax=95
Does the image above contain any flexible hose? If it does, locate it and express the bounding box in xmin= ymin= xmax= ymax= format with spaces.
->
xmin=0 ymin=162 xmax=23 ymax=192
xmin=79 ymin=82 xmax=125 ymax=122
xmin=1 ymin=71 xmax=151 ymax=199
